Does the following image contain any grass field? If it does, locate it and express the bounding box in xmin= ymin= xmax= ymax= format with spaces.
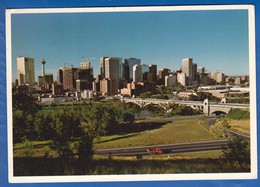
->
xmin=14 ymin=151 xmax=249 ymax=176
xmin=225 ymin=108 xmax=250 ymax=135
xmin=226 ymin=109 xmax=250 ymax=120
xmin=94 ymin=119 xmax=219 ymax=149
xmin=230 ymin=119 xmax=250 ymax=135
xmin=13 ymin=117 xmax=250 ymax=175
xmin=13 ymin=119 xmax=220 ymax=157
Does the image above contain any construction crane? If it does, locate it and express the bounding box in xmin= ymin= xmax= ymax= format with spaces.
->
xmin=63 ymin=63 xmax=74 ymax=68
xmin=81 ymin=56 xmax=96 ymax=62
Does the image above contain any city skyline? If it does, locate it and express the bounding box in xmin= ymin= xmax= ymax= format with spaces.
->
xmin=11 ymin=7 xmax=249 ymax=81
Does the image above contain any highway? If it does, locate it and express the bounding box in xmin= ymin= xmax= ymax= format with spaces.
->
xmin=95 ymin=140 xmax=229 ymax=156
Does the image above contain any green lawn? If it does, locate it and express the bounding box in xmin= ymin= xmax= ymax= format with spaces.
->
xmin=94 ymin=119 xmax=220 ymax=149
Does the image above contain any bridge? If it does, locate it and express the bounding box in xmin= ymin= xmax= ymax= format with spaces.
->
xmin=122 ymin=98 xmax=249 ymax=116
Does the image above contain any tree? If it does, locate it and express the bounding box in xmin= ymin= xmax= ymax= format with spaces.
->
xmin=156 ymin=85 xmax=166 ymax=94
xmin=34 ymin=110 xmax=55 ymax=140
xmin=123 ymin=112 xmax=135 ymax=124
xmin=12 ymin=93 xmax=41 ymax=116
xmin=13 ymin=109 xmax=26 ymax=143
xmin=139 ymin=92 xmax=152 ymax=99
xmin=210 ymin=118 xmax=231 ymax=137
xmin=51 ymin=117 xmax=74 ymax=158
xmin=221 ymin=136 xmax=250 ymax=169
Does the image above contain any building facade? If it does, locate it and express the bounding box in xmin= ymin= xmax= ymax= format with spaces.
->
xmin=133 ymin=64 xmax=143 ymax=82
xmin=17 ymin=57 xmax=35 ymax=87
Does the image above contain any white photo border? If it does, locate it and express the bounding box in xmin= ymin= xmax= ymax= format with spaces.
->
xmin=6 ymin=5 xmax=257 ymax=183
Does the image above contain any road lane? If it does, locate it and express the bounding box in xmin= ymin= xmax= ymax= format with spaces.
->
xmin=95 ymin=140 xmax=229 ymax=156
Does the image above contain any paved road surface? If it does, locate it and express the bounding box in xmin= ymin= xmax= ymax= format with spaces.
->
xmin=95 ymin=140 xmax=229 ymax=156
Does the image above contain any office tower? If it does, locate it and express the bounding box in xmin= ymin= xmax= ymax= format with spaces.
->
xmin=149 ymin=64 xmax=157 ymax=83
xmin=165 ymin=74 xmax=177 ymax=87
xmin=182 ymin=58 xmax=193 ymax=85
xmin=17 ymin=57 xmax=35 ymax=87
xmin=57 ymin=68 xmax=63 ymax=84
xmin=177 ymin=72 xmax=186 ymax=86
xmin=142 ymin=64 xmax=149 ymax=73
xmin=104 ymin=57 xmax=122 ymax=80
xmin=100 ymin=78 xmax=116 ymax=95
xmin=192 ymin=63 xmax=197 ymax=81
xmin=78 ymin=62 xmax=93 ymax=81
xmin=142 ymin=64 xmax=150 ymax=82
xmin=216 ymin=72 xmax=224 ymax=84
xmin=123 ymin=58 xmax=141 ymax=82
xmin=75 ymin=61 xmax=94 ymax=91
xmin=122 ymin=60 xmax=130 ymax=82
xmin=133 ymin=64 xmax=143 ymax=82
xmin=81 ymin=62 xmax=91 ymax=69
xmin=103 ymin=57 xmax=122 ymax=93
xmin=62 ymin=67 xmax=78 ymax=90
xmin=197 ymin=67 xmax=205 ymax=74
xmin=100 ymin=57 xmax=108 ymax=79
xmin=45 ymin=74 xmax=54 ymax=84
xmin=158 ymin=68 xmax=170 ymax=85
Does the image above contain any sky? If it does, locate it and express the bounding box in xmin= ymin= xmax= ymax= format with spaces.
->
xmin=10 ymin=8 xmax=249 ymax=81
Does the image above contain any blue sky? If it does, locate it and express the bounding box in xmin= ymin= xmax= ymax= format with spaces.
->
xmin=11 ymin=8 xmax=249 ymax=81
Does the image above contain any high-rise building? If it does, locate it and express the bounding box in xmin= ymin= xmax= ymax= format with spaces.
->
xmin=158 ymin=68 xmax=170 ymax=85
xmin=16 ymin=57 xmax=35 ymax=87
xmin=100 ymin=78 xmax=116 ymax=95
xmin=57 ymin=68 xmax=63 ymax=84
xmin=182 ymin=58 xmax=193 ymax=85
xmin=103 ymin=57 xmax=122 ymax=93
xmin=216 ymin=72 xmax=224 ymax=84
xmin=62 ymin=67 xmax=78 ymax=90
xmin=177 ymin=72 xmax=186 ymax=86
xmin=100 ymin=57 xmax=108 ymax=79
xmin=142 ymin=64 xmax=149 ymax=73
xmin=192 ymin=63 xmax=197 ymax=81
xmin=197 ymin=67 xmax=205 ymax=74
xmin=75 ymin=61 xmax=94 ymax=91
xmin=122 ymin=60 xmax=130 ymax=82
xmin=81 ymin=62 xmax=91 ymax=69
xmin=123 ymin=58 xmax=141 ymax=82
xmin=149 ymin=64 xmax=157 ymax=83
xmin=104 ymin=57 xmax=122 ymax=80
xmin=133 ymin=64 xmax=143 ymax=82
xmin=165 ymin=74 xmax=177 ymax=87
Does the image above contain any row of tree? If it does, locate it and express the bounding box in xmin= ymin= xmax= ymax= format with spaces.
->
xmin=13 ymin=93 xmax=200 ymax=159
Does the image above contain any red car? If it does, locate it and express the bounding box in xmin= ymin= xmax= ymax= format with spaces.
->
xmin=147 ymin=148 xmax=163 ymax=155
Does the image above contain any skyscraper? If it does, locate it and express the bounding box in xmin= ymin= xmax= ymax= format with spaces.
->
xmin=77 ymin=61 xmax=94 ymax=91
xmin=192 ymin=63 xmax=197 ymax=81
xmin=104 ymin=57 xmax=122 ymax=93
xmin=100 ymin=57 xmax=108 ymax=79
xmin=133 ymin=64 xmax=143 ymax=82
xmin=149 ymin=64 xmax=157 ymax=83
xmin=62 ymin=67 xmax=78 ymax=90
xmin=158 ymin=68 xmax=170 ymax=85
xmin=81 ymin=62 xmax=91 ymax=69
xmin=16 ymin=57 xmax=35 ymax=87
xmin=182 ymin=58 xmax=192 ymax=77
xmin=165 ymin=74 xmax=177 ymax=87
xmin=182 ymin=58 xmax=195 ymax=85
xmin=124 ymin=58 xmax=141 ymax=82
